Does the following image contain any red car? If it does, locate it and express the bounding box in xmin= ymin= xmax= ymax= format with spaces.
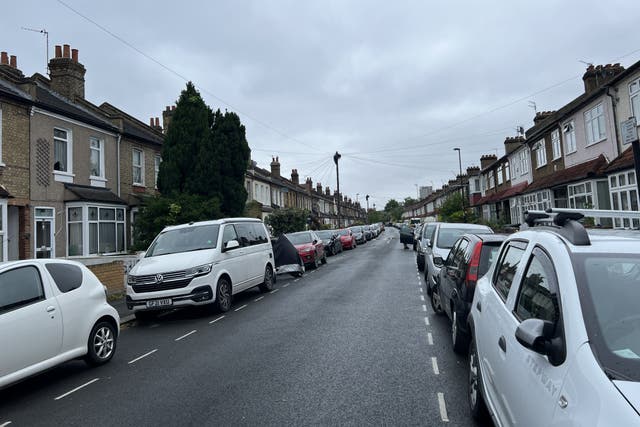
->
xmin=337 ymin=228 xmax=357 ymax=249
xmin=286 ymin=231 xmax=327 ymax=269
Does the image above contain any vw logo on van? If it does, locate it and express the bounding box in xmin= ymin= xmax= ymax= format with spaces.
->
xmin=155 ymin=274 xmax=164 ymax=284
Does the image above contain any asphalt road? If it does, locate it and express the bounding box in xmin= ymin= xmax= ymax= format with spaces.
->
xmin=0 ymin=229 xmax=491 ymax=426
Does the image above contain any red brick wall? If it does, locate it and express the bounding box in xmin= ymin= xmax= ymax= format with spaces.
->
xmin=87 ymin=261 xmax=125 ymax=294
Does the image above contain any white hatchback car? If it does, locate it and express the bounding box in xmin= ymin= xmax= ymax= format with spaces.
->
xmin=468 ymin=210 xmax=640 ymax=426
xmin=127 ymin=218 xmax=275 ymax=319
xmin=0 ymin=259 xmax=120 ymax=389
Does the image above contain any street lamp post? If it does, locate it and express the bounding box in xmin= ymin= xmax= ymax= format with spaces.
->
xmin=366 ymin=194 xmax=370 ymax=223
xmin=334 ymin=151 xmax=342 ymax=228
xmin=453 ymin=148 xmax=465 ymax=220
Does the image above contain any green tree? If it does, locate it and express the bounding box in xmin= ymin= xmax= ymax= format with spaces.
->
xmin=438 ymin=193 xmax=476 ymax=223
xmin=384 ymin=199 xmax=403 ymax=221
xmin=265 ymin=208 xmax=309 ymax=236
xmin=368 ymin=210 xmax=390 ymax=224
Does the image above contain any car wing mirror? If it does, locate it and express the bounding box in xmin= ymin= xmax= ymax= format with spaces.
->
xmin=515 ymin=318 xmax=554 ymax=354
xmin=223 ymin=239 xmax=240 ymax=252
xmin=313 ymin=239 xmax=318 ymax=245
xmin=433 ymin=256 xmax=444 ymax=267
xmin=425 ymin=239 xmax=432 ymax=248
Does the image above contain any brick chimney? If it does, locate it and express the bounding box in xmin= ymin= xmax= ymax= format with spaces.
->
xmin=0 ymin=51 xmax=24 ymax=81
xmin=466 ymin=166 xmax=480 ymax=176
xmin=533 ymin=111 xmax=556 ymax=125
xmin=270 ymin=156 xmax=281 ymax=178
xmin=504 ymin=136 xmax=526 ymax=154
xmin=48 ymin=44 xmax=86 ymax=100
xmin=316 ymin=182 xmax=322 ymax=194
xmin=305 ymin=178 xmax=313 ymax=194
xmin=583 ymin=63 xmax=625 ymax=93
xmin=291 ymin=169 xmax=299 ymax=185
xmin=325 ymin=186 xmax=331 ymax=196
xmin=162 ymin=105 xmax=175 ymax=134
xmin=480 ymin=154 xmax=497 ymax=170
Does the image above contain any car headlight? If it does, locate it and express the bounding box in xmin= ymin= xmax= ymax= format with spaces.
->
xmin=127 ymin=275 xmax=136 ymax=285
xmin=301 ymin=247 xmax=314 ymax=254
xmin=186 ymin=263 xmax=213 ymax=277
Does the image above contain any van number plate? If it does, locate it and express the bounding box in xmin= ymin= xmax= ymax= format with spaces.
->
xmin=146 ymin=298 xmax=172 ymax=308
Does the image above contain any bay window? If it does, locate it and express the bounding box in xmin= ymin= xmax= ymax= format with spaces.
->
xmin=67 ymin=204 xmax=126 ymax=256
xmin=610 ymin=171 xmax=639 ymax=229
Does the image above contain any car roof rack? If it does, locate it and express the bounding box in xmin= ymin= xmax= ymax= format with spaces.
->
xmin=523 ymin=208 xmax=590 ymax=246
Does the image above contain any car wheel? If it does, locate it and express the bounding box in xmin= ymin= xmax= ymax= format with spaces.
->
xmin=321 ymin=252 xmax=327 ymax=265
xmin=311 ymin=253 xmax=319 ymax=269
xmin=85 ymin=321 xmax=117 ymax=366
xmin=430 ymin=284 xmax=444 ymax=315
xmin=259 ymin=265 xmax=275 ymax=292
xmin=417 ymin=256 xmax=424 ymax=272
xmin=215 ymin=277 xmax=232 ymax=312
xmin=452 ymin=310 xmax=470 ymax=354
xmin=469 ymin=338 xmax=489 ymax=420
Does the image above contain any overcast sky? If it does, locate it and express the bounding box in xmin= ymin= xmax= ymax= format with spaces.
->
xmin=4 ymin=1 xmax=640 ymax=208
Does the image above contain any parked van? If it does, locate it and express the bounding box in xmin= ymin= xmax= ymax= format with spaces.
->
xmin=126 ymin=218 xmax=275 ymax=320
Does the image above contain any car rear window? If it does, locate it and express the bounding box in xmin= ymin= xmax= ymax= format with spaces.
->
xmin=437 ymin=227 xmax=491 ymax=249
xmin=479 ymin=243 xmax=501 ymax=277
xmin=46 ymin=263 xmax=83 ymax=293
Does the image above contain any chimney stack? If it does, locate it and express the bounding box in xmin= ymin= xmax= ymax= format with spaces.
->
xmin=162 ymin=105 xmax=175 ymax=134
xmin=270 ymin=156 xmax=281 ymax=178
xmin=325 ymin=186 xmax=331 ymax=196
xmin=0 ymin=51 xmax=24 ymax=80
xmin=533 ymin=111 xmax=555 ymax=125
xmin=49 ymin=44 xmax=86 ymax=100
xmin=480 ymin=154 xmax=497 ymax=170
xmin=305 ymin=177 xmax=313 ymax=194
xmin=504 ymin=136 xmax=526 ymax=154
xmin=9 ymin=55 xmax=16 ymax=68
xmin=291 ymin=169 xmax=299 ymax=185
xmin=316 ymin=182 xmax=322 ymax=194
xmin=149 ymin=118 xmax=154 ymax=127
xmin=582 ymin=63 xmax=625 ymax=93
xmin=0 ymin=52 xmax=7 ymax=65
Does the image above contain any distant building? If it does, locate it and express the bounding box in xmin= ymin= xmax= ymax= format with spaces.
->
xmin=418 ymin=185 xmax=433 ymax=199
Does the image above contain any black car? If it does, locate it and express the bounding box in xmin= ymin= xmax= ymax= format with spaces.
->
xmin=315 ymin=230 xmax=343 ymax=256
xmin=435 ymin=233 xmax=506 ymax=354
xmin=399 ymin=224 xmax=414 ymax=248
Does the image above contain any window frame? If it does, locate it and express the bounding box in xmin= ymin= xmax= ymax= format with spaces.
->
xmin=89 ymin=137 xmax=105 ymax=179
xmin=519 ymin=149 xmax=530 ymax=176
xmin=497 ymin=165 xmax=504 ymax=186
xmin=551 ymin=129 xmax=561 ymax=160
xmin=535 ymin=139 xmax=547 ymax=168
xmin=53 ymin=127 xmax=74 ymax=182
xmin=563 ymin=121 xmax=577 ymax=154
xmin=132 ymin=148 xmax=145 ymax=186
xmin=154 ymin=154 xmax=161 ymax=189
xmin=66 ymin=203 xmax=127 ymax=256
xmin=584 ymin=103 xmax=607 ymax=145
xmin=629 ymin=78 xmax=640 ymax=124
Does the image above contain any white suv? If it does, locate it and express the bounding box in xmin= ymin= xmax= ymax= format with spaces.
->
xmin=0 ymin=259 xmax=119 ymax=389
xmin=468 ymin=210 xmax=640 ymax=425
xmin=127 ymin=218 xmax=275 ymax=319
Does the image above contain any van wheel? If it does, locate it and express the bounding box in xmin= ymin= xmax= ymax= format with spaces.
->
xmin=259 ymin=265 xmax=275 ymax=292
xmin=215 ymin=277 xmax=232 ymax=312
xmin=85 ymin=321 xmax=117 ymax=366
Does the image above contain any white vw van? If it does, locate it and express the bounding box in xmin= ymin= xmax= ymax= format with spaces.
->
xmin=126 ymin=218 xmax=275 ymax=319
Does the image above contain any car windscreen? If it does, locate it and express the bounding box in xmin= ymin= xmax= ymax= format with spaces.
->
xmin=146 ymin=224 xmax=220 ymax=257
xmin=338 ymin=229 xmax=350 ymax=236
xmin=436 ymin=228 xmax=490 ymax=249
xmin=350 ymin=226 xmax=363 ymax=233
xmin=572 ymin=253 xmax=640 ymax=382
xmin=316 ymin=231 xmax=333 ymax=239
xmin=287 ymin=232 xmax=313 ymax=245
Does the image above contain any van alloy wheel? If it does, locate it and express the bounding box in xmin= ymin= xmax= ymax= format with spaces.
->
xmin=216 ymin=278 xmax=232 ymax=312
xmin=259 ymin=265 xmax=274 ymax=292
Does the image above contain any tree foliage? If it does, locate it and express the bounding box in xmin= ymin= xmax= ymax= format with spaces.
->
xmin=438 ymin=193 xmax=476 ymax=223
xmin=265 ymin=208 xmax=309 ymax=236
xmin=384 ymin=199 xmax=403 ymax=221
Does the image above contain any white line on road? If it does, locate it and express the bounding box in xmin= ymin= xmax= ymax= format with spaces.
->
xmin=283 ymin=283 xmax=289 ymax=288
xmin=234 ymin=304 xmax=248 ymax=311
xmin=175 ymin=330 xmax=197 ymax=341
xmin=1 ymin=422 xmax=12 ymax=427
xmin=209 ymin=315 xmax=225 ymax=324
xmin=437 ymin=393 xmax=450 ymax=422
xmin=270 ymin=289 xmax=279 ymax=294
xmin=424 ymin=316 xmax=430 ymax=326
xmin=420 ymin=295 xmax=425 ymax=301
xmin=427 ymin=332 xmax=434 ymax=345
xmin=422 ymin=304 xmax=427 ymax=312
xmin=128 ymin=349 xmax=158 ymax=364
xmin=54 ymin=378 xmax=100 ymax=400
xmin=254 ymin=296 xmax=264 ymax=302
xmin=419 ymin=288 xmax=423 ymax=294
xmin=432 ymin=357 xmax=440 ymax=375
xmin=294 ymin=278 xmax=300 ymax=282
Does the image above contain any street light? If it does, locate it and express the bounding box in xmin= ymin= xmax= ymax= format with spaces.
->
xmin=453 ymin=148 xmax=465 ymax=220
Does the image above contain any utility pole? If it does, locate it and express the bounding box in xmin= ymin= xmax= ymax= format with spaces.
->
xmin=334 ymin=151 xmax=342 ymax=228
xmin=454 ymin=148 xmax=465 ymax=221
xmin=366 ymin=194 xmax=370 ymax=223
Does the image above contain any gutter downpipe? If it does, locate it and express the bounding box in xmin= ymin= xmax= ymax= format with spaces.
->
xmin=606 ymin=86 xmax=621 ymax=157
xmin=116 ymin=134 xmax=121 ymax=197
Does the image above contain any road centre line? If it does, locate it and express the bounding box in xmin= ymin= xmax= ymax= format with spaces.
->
xmin=128 ymin=349 xmax=158 ymax=364
xmin=254 ymin=296 xmax=264 ymax=302
xmin=54 ymin=378 xmax=100 ymax=400
xmin=424 ymin=316 xmax=430 ymax=326
xmin=294 ymin=278 xmax=300 ymax=282
xmin=283 ymin=283 xmax=289 ymax=288
xmin=427 ymin=333 xmax=434 ymax=345
xmin=209 ymin=315 xmax=225 ymax=324
xmin=437 ymin=393 xmax=450 ymax=422
xmin=270 ymin=289 xmax=279 ymax=294
xmin=175 ymin=330 xmax=197 ymax=341
xmin=1 ymin=422 xmax=12 ymax=427
xmin=432 ymin=357 xmax=440 ymax=375
xmin=234 ymin=304 xmax=248 ymax=312
xmin=422 ymin=304 xmax=427 ymax=312
xmin=420 ymin=295 xmax=425 ymax=301
xmin=419 ymin=288 xmax=423 ymax=294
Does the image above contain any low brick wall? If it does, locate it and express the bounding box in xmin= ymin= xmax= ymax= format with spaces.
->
xmin=87 ymin=261 xmax=126 ymax=295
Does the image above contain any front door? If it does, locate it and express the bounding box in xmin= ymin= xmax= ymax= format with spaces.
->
xmin=35 ymin=208 xmax=55 ymax=258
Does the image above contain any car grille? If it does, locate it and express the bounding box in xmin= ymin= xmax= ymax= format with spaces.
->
xmin=129 ymin=270 xmax=187 ymax=284
xmin=132 ymin=278 xmax=193 ymax=293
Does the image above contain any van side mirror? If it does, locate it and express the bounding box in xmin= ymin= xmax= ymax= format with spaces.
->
xmin=223 ymin=240 xmax=240 ymax=252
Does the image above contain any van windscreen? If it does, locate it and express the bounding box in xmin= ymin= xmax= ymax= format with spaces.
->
xmin=146 ymin=225 xmax=220 ymax=257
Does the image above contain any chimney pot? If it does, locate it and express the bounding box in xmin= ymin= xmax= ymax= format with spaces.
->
xmin=63 ymin=44 xmax=71 ymax=58
xmin=150 ymin=118 xmax=154 ymax=126
xmin=155 ymin=117 xmax=160 ymax=127
xmin=0 ymin=52 xmax=7 ymax=65
xmin=9 ymin=55 xmax=16 ymax=68
xmin=171 ymin=105 xmax=175 ymax=110
xmin=71 ymin=49 xmax=78 ymax=62
xmin=55 ymin=45 xmax=62 ymax=58
xmin=165 ymin=106 xmax=170 ymax=112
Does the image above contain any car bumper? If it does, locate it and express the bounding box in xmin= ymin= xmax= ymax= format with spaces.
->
xmin=299 ymin=252 xmax=316 ymax=265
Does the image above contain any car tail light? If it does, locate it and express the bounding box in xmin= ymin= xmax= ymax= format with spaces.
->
xmin=465 ymin=241 xmax=483 ymax=288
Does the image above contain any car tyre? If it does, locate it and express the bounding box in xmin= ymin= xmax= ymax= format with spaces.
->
xmin=469 ymin=338 xmax=489 ymax=420
xmin=452 ymin=310 xmax=470 ymax=354
xmin=259 ymin=265 xmax=275 ymax=292
xmin=215 ymin=277 xmax=232 ymax=312
xmin=321 ymin=252 xmax=327 ymax=265
xmin=430 ymin=284 xmax=444 ymax=315
xmin=85 ymin=320 xmax=117 ymax=366
xmin=417 ymin=256 xmax=424 ymax=272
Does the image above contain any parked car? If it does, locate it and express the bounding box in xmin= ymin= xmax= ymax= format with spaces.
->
xmin=424 ymin=223 xmax=493 ymax=303
xmin=0 ymin=259 xmax=120 ymax=389
xmin=337 ymin=228 xmax=357 ymax=249
xmin=416 ymin=222 xmax=440 ymax=271
xmin=127 ymin=218 xmax=275 ymax=319
xmin=315 ymin=230 xmax=343 ymax=256
xmin=468 ymin=209 xmax=640 ymax=425
xmin=413 ymin=223 xmax=424 ymax=251
xmin=350 ymin=226 xmax=367 ymax=244
xmin=436 ymin=233 xmax=506 ymax=353
xmin=363 ymin=225 xmax=374 ymax=241
xmin=399 ymin=224 xmax=414 ymax=248
xmin=287 ymin=230 xmax=327 ymax=269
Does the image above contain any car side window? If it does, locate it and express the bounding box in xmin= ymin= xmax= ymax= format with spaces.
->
xmin=445 ymin=240 xmax=461 ymax=266
xmin=454 ymin=239 xmax=470 ymax=271
xmin=515 ymin=248 xmax=559 ymax=323
xmin=222 ymin=225 xmax=239 ymax=247
xmin=493 ymin=243 xmax=526 ymax=301
xmin=0 ymin=266 xmax=46 ymax=313
xmin=46 ymin=263 xmax=83 ymax=293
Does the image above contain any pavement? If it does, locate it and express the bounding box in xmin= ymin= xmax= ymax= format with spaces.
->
xmin=108 ymin=295 xmax=135 ymax=324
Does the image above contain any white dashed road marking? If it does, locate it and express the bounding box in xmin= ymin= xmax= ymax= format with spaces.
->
xmin=254 ymin=296 xmax=264 ymax=302
xmin=175 ymin=330 xmax=197 ymax=341
xmin=54 ymin=378 xmax=100 ymax=400
xmin=294 ymin=278 xmax=300 ymax=282
xmin=128 ymin=349 xmax=158 ymax=364
xmin=422 ymin=304 xmax=427 ymax=312
xmin=432 ymin=357 xmax=440 ymax=375
xmin=283 ymin=283 xmax=289 ymax=288
xmin=1 ymin=422 xmax=12 ymax=426
xmin=270 ymin=289 xmax=279 ymax=294
xmin=427 ymin=332 xmax=434 ymax=345
xmin=424 ymin=316 xmax=430 ymax=326
xmin=437 ymin=393 xmax=450 ymax=422
xmin=420 ymin=295 xmax=425 ymax=301
xmin=234 ymin=304 xmax=248 ymax=312
xmin=209 ymin=315 xmax=225 ymax=324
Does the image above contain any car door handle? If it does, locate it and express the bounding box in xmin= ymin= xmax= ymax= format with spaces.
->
xmin=498 ymin=336 xmax=507 ymax=353
xmin=476 ymin=301 xmax=482 ymax=312
xmin=46 ymin=306 xmax=56 ymax=313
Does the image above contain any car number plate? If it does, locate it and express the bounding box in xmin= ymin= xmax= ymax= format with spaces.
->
xmin=146 ymin=298 xmax=172 ymax=308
